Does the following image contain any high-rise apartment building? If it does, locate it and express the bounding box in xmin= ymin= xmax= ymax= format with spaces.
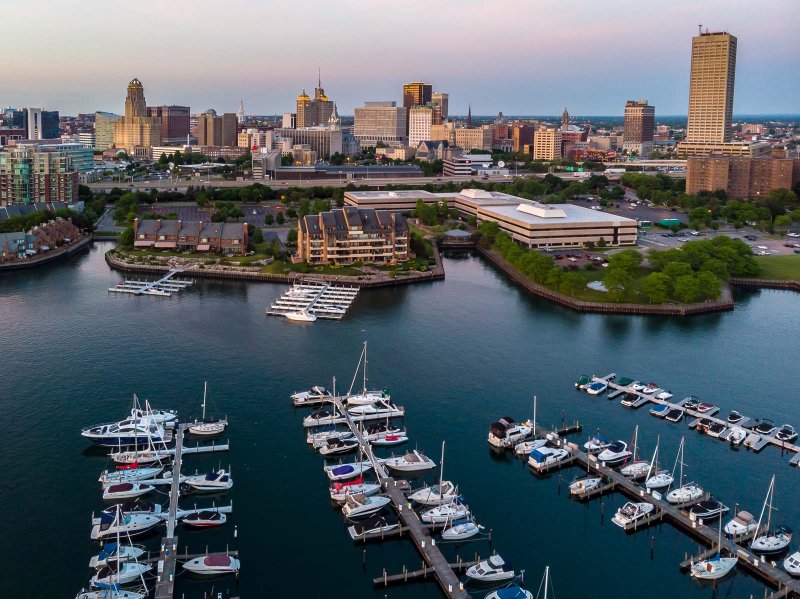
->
xmin=148 ymin=105 xmax=190 ymax=144
xmin=402 ymin=82 xmax=432 ymax=109
xmin=686 ymin=157 xmax=800 ymax=198
xmin=432 ymin=92 xmax=449 ymax=121
xmin=353 ymin=101 xmax=407 ymax=147
xmin=531 ymin=128 xmax=562 ymax=161
xmin=623 ymin=100 xmax=655 ymax=158
xmin=113 ymin=79 xmax=162 ymax=158
xmin=94 ymin=112 xmax=120 ymax=150
xmin=0 ymin=145 xmax=79 ymax=205
xmin=408 ymin=105 xmax=434 ymax=147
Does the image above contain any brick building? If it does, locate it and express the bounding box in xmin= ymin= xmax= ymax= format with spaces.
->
xmin=133 ymin=219 xmax=248 ymax=254
xmin=686 ymin=157 xmax=800 ymax=198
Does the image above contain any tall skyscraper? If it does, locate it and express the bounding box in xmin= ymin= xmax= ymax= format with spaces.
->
xmin=94 ymin=112 xmax=119 ymax=150
xmin=295 ymin=75 xmax=334 ymax=128
xmin=402 ymin=82 xmax=432 ymax=109
xmin=113 ymin=78 xmax=161 ymax=157
xmin=685 ymin=30 xmax=737 ymax=144
xmin=237 ymin=100 xmax=245 ymax=124
xmin=197 ymin=110 xmax=238 ymax=146
xmin=432 ymin=92 xmax=448 ymax=121
xmin=623 ymin=100 xmax=655 ymax=157
xmin=148 ymin=106 xmax=190 ymax=144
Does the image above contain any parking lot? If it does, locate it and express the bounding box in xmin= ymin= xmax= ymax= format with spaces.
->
xmin=140 ymin=203 xmax=279 ymax=228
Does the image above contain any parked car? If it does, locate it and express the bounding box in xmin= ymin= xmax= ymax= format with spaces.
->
xmin=757 ymin=245 xmax=768 ymax=250
xmin=787 ymin=232 xmax=800 ymax=237
xmin=744 ymin=234 xmax=758 ymax=241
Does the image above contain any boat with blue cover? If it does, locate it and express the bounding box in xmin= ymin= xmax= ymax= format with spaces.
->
xmin=89 ymin=543 xmax=146 ymax=569
xmin=586 ymin=381 xmax=608 ymax=395
xmin=649 ymin=404 xmax=670 ymax=418
xmin=484 ymin=586 xmax=533 ymax=599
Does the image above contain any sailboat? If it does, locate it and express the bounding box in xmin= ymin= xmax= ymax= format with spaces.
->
xmin=644 ymin=437 xmax=673 ymax=490
xmin=188 ymin=382 xmax=227 ymax=436
xmin=409 ymin=442 xmax=458 ymax=505
xmin=750 ymin=475 xmax=793 ymax=554
xmin=666 ymin=437 xmax=704 ymax=504
xmin=344 ymin=341 xmax=392 ymax=406
xmin=514 ymin=396 xmax=547 ymax=455
xmin=690 ymin=511 xmax=737 ymax=579
xmin=620 ymin=426 xmax=650 ymax=478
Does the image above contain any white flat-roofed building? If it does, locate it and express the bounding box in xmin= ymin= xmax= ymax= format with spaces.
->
xmin=344 ymin=189 xmax=440 ymax=211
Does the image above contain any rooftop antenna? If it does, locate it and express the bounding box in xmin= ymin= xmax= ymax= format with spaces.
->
xmin=698 ymin=24 xmax=702 ymax=35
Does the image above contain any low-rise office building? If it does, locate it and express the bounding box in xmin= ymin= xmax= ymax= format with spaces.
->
xmin=132 ymin=218 xmax=248 ymax=255
xmin=297 ymin=207 xmax=409 ymax=265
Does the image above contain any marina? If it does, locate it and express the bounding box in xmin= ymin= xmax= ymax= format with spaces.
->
xmin=108 ymin=269 xmax=193 ymax=297
xmin=266 ymin=281 xmax=359 ymax=320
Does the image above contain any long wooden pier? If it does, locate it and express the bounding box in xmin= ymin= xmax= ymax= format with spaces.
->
xmin=332 ymin=397 xmax=468 ymax=599
xmin=154 ymin=423 xmax=187 ymax=599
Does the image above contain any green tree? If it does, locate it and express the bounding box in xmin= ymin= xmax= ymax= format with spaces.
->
xmin=264 ymin=213 xmax=275 ymax=225
xmin=640 ymin=272 xmax=671 ymax=303
xmin=118 ymin=226 xmax=134 ymax=247
xmin=559 ymin=271 xmax=584 ymax=296
xmin=673 ymin=274 xmax=700 ymax=302
xmin=695 ymin=271 xmax=721 ymax=300
xmin=287 ymin=228 xmax=298 ymax=244
xmin=276 ymin=211 xmax=285 ymax=224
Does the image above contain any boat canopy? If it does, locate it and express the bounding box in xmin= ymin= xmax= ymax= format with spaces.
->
xmin=332 ymin=465 xmax=354 ymax=475
xmin=497 ymin=587 xmax=528 ymax=599
xmin=618 ymin=377 xmax=634 ymax=386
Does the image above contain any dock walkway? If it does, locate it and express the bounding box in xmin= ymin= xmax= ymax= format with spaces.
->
xmin=109 ymin=269 xmax=193 ymax=297
xmin=332 ymin=397 xmax=468 ymax=599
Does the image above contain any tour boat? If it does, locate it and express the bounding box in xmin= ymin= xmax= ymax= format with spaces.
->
xmin=465 ymin=555 xmax=515 ymax=583
xmin=487 ymin=417 xmax=532 ymax=448
xmin=689 ymin=499 xmax=729 ymax=520
xmin=642 ymin=383 xmax=659 ymax=395
xmin=182 ymin=554 xmax=240 ymax=576
xmin=308 ymin=428 xmax=353 ymax=448
xmin=347 ymin=513 xmax=400 ymax=540
xmin=666 ymin=437 xmax=704 ymax=504
xmin=776 ymin=424 xmax=798 ymax=443
xmin=583 ymin=435 xmax=611 ymax=454
xmin=292 ymin=385 xmax=332 ymax=406
xmin=612 ymin=502 xmax=654 ymax=528
xmin=484 ymin=586 xmax=533 ymax=599
xmin=420 ymin=502 xmax=470 ymax=524
xmin=285 ymin=310 xmax=316 ymax=322
xmin=409 ymin=481 xmax=459 ymax=506
xmin=727 ymin=410 xmax=744 ymax=425
xmin=325 ymin=461 xmax=374 ymax=481
xmin=514 ymin=438 xmax=548 ymax=456
xmin=188 ymin=382 xmax=227 ymax=436
xmin=650 ymin=404 xmax=670 ymax=418
xmin=527 ymin=447 xmax=569 ymax=469
xmin=569 ymin=476 xmax=602 ymax=496
xmin=183 ymin=469 xmax=233 ymax=492
xmin=384 ymin=450 xmax=436 ymax=472
xmin=575 ymin=375 xmax=590 ymax=390
xmin=783 ymin=551 xmax=800 ymax=576
xmin=319 ymin=437 xmax=359 ymax=456
xmin=89 ymin=544 xmax=146 ymax=569
xmin=81 ymin=416 xmax=167 ymax=448
xmin=690 ymin=512 xmax=737 ymax=580
xmin=754 ymin=419 xmax=777 ymax=435
xmin=330 ymin=482 xmax=381 ymax=504
xmin=91 ymin=563 xmax=152 ymax=588
xmin=750 ymin=475 xmax=792 ymax=555
xmin=597 ymin=441 xmax=631 ymax=466
xmin=586 ymin=381 xmax=608 ymax=395
xmin=728 ymin=427 xmax=747 ymax=446
xmin=371 ymin=434 xmax=408 ymax=446
xmin=103 ymin=483 xmax=155 ymax=501
xmin=76 ymin=589 xmax=146 ymax=599
xmin=665 ymin=408 xmax=684 ymax=423
xmin=441 ymin=518 xmax=482 ymax=541
xmin=724 ymin=510 xmax=758 ymax=536
xmin=91 ymin=509 xmax=161 ymax=540
xmin=182 ymin=510 xmax=227 ymax=528
xmin=341 ymin=493 xmax=390 ymax=519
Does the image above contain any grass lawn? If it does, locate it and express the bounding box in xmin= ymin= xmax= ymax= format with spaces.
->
xmin=259 ymin=260 xmax=364 ymax=276
xmin=754 ymin=255 xmax=800 ymax=281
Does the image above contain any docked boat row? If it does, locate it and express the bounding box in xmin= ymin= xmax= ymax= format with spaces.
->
xmin=267 ymin=281 xmax=359 ymax=322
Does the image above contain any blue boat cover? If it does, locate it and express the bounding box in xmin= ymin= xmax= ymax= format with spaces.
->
xmin=332 ymin=465 xmax=354 ymax=475
xmin=94 ymin=582 xmax=120 ymax=591
xmin=529 ymin=449 xmax=547 ymax=462
xmin=100 ymin=513 xmax=115 ymax=524
xmin=98 ymin=543 xmax=118 ymax=559
xmin=496 ymin=586 xmax=526 ymax=599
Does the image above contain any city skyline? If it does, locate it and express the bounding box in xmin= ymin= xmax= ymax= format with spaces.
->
xmin=1 ymin=0 xmax=797 ymax=116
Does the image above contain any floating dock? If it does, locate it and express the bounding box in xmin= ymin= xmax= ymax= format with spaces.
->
xmin=267 ymin=282 xmax=359 ymax=320
xmin=109 ymin=269 xmax=193 ymax=297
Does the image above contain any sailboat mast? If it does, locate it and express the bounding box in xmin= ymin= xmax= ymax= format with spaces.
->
xmin=363 ymin=340 xmax=368 ymax=394
xmin=202 ymin=381 xmax=207 ymax=420
xmin=532 ymin=395 xmax=537 ymax=436
xmin=439 ymin=440 xmax=445 ymax=491
xmin=544 ymin=565 xmax=549 ymax=599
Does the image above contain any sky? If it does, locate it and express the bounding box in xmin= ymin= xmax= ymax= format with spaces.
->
xmin=1 ymin=0 xmax=798 ymax=117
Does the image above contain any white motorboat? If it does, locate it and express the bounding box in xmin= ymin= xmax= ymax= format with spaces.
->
xmin=420 ymin=502 xmax=470 ymax=524
xmin=361 ymin=422 xmax=404 ymax=442
xmin=620 ymin=460 xmax=650 ymax=479
xmin=89 ymin=543 xmax=146 ymax=569
xmin=347 ymin=401 xmax=403 ymax=419
xmin=91 ymin=562 xmax=152 ymax=587
xmin=409 ymin=481 xmax=458 ymax=506
xmin=371 ymin=434 xmax=409 ymax=446
xmin=91 ymin=509 xmax=161 ymax=540
xmin=183 ymin=469 xmax=233 ymax=492
xmin=689 ymin=499 xmax=729 ymax=520
xmin=308 ymin=428 xmax=353 ymax=448
xmin=514 ymin=438 xmax=548 ymax=456
xmin=81 ymin=414 xmax=168 ymax=448
xmin=342 ymin=493 xmax=390 ymax=519
xmin=292 ymin=385 xmax=332 ymax=406
xmin=586 ymin=381 xmax=608 ymax=395
xmin=784 ymin=551 xmax=800 ymax=576
xmin=99 ymin=466 xmax=163 ymax=486
xmin=776 ymin=424 xmax=798 ymax=443
xmin=130 ymin=399 xmax=178 ymax=427
xmin=330 ymin=482 xmax=381 ymax=504
xmin=384 ymin=450 xmax=436 ymax=472
xmin=569 ymin=476 xmax=602 ymax=496
xmin=188 ymin=382 xmax=227 ymax=436
xmin=319 ymin=437 xmax=359 ymax=456
xmin=465 ymin=554 xmax=515 ymax=582
xmin=667 ymin=482 xmax=704 ymax=504
xmin=612 ymin=501 xmax=654 ymax=528
xmin=346 ymin=390 xmax=391 ymax=406
xmin=583 ymin=435 xmax=611 ymax=454
xmin=347 ymin=513 xmax=400 ymax=540
xmin=527 ymin=447 xmax=569 ymax=469
xmin=728 ymin=427 xmax=747 ymax=446
xmin=182 ymin=510 xmax=227 ymax=528
xmin=488 ymin=417 xmax=532 ymax=448
xmin=655 ymin=390 xmax=673 ymax=400
xmin=597 ymin=441 xmax=631 ymax=466
xmin=103 ymin=483 xmax=155 ymax=501
xmin=325 ymin=460 xmax=374 ymax=481
xmin=285 ymin=310 xmax=316 ymax=322
xmin=484 ymin=586 xmax=533 ymax=599
xmin=724 ymin=510 xmax=758 ymax=536
xmin=750 ymin=475 xmax=792 ymax=554
xmin=630 ymin=382 xmax=646 ymax=392
xmin=182 ymin=554 xmax=240 ymax=576
xmin=642 ymin=383 xmax=659 ymax=395
xmin=441 ymin=518 xmax=482 ymax=541
xmin=665 ymin=408 xmax=684 ymax=423
xmin=76 ymin=589 xmax=146 ymax=599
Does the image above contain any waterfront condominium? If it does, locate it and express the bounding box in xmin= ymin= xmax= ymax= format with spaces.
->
xmin=297 ymin=207 xmax=409 ymax=265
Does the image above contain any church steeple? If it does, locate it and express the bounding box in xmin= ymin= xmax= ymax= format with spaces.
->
xmin=562 ymin=106 xmax=569 ymax=131
xmin=467 ymin=103 xmax=472 ymax=127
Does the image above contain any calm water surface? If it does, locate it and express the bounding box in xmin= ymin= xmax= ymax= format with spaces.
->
xmin=1 ymin=242 xmax=798 ymax=598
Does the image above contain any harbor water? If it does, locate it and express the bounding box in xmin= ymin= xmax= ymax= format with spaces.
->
xmin=1 ymin=241 xmax=799 ymax=598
